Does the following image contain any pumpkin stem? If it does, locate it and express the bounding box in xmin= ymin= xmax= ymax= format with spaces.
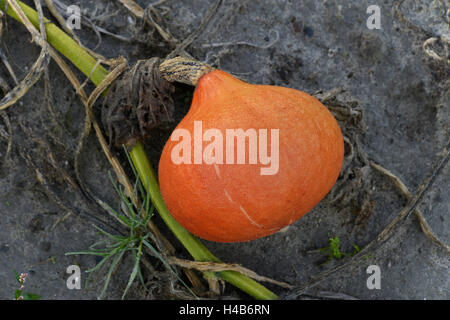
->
xmin=159 ymin=56 xmax=213 ymax=86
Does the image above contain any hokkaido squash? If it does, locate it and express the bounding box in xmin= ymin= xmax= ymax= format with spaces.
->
xmin=158 ymin=58 xmax=344 ymax=242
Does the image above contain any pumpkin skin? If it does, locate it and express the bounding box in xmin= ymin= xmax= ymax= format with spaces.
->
xmin=158 ymin=70 xmax=344 ymax=242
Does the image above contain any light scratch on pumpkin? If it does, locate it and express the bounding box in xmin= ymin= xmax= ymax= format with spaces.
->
xmin=213 ymin=163 xmax=222 ymax=180
xmin=239 ymin=205 xmax=264 ymax=229
xmin=224 ymin=189 xmax=234 ymax=203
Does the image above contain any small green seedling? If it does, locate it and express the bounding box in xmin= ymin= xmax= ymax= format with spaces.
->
xmin=66 ymin=147 xmax=195 ymax=300
xmin=318 ymin=237 xmax=361 ymax=264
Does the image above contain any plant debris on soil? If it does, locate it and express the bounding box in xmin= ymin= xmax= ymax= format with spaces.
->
xmin=101 ymin=57 xmax=175 ymax=148
xmin=0 ymin=0 xmax=448 ymax=300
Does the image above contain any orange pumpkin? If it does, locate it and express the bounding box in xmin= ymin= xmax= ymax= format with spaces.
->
xmin=158 ymin=67 xmax=344 ymax=242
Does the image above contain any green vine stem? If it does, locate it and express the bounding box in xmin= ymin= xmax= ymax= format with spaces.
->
xmin=1 ymin=0 xmax=278 ymax=300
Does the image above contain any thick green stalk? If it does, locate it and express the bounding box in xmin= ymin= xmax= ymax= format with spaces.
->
xmin=2 ymin=0 xmax=278 ymax=300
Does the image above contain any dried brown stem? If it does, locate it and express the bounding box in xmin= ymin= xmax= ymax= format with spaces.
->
xmin=117 ymin=0 xmax=144 ymax=18
xmin=0 ymin=110 xmax=12 ymax=165
xmin=370 ymin=161 xmax=450 ymax=252
xmin=167 ymin=256 xmax=293 ymax=290
xmin=0 ymin=0 xmax=49 ymax=111
xmin=159 ymin=56 xmax=213 ymax=86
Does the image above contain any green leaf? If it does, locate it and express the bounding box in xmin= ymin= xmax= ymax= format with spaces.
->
xmin=93 ymin=225 xmax=127 ymax=241
xmin=98 ymin=249 xmax=126 ymax=300
xmin=137 ymin=266 xmax=147 ymax=292
xmin=66 ymin=250 xmax=110 ymax=256
xmin=85 ymin=246 xmax=122 ymax=273
xmin=329 ymin=237 xmax=342 ymax=259
xmin=101 ymin=198 xmax=132 ymax=227
xmin=89 ymin=238 xmax=112 ymax=250
xmin=122 ymin=249 xmax=141 ymax=299
xmin=22 ymin=293 xmax=41 ymax=300
xmin=13 ymin=270 xmax=20 ymax=284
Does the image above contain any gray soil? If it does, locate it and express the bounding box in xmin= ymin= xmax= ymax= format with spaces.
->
xmin=0 ymin=0 xmax=448 ymax=300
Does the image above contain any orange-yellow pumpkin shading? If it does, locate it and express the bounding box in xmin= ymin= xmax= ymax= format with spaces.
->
xmin=158 ymin=70 xmax=344 ymax=242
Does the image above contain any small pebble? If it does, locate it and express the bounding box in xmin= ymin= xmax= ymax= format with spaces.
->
xmin=0 ymin=244 xmax=9 ymax=253
xmin=303 ymin=26 xmax=314 ymax=38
